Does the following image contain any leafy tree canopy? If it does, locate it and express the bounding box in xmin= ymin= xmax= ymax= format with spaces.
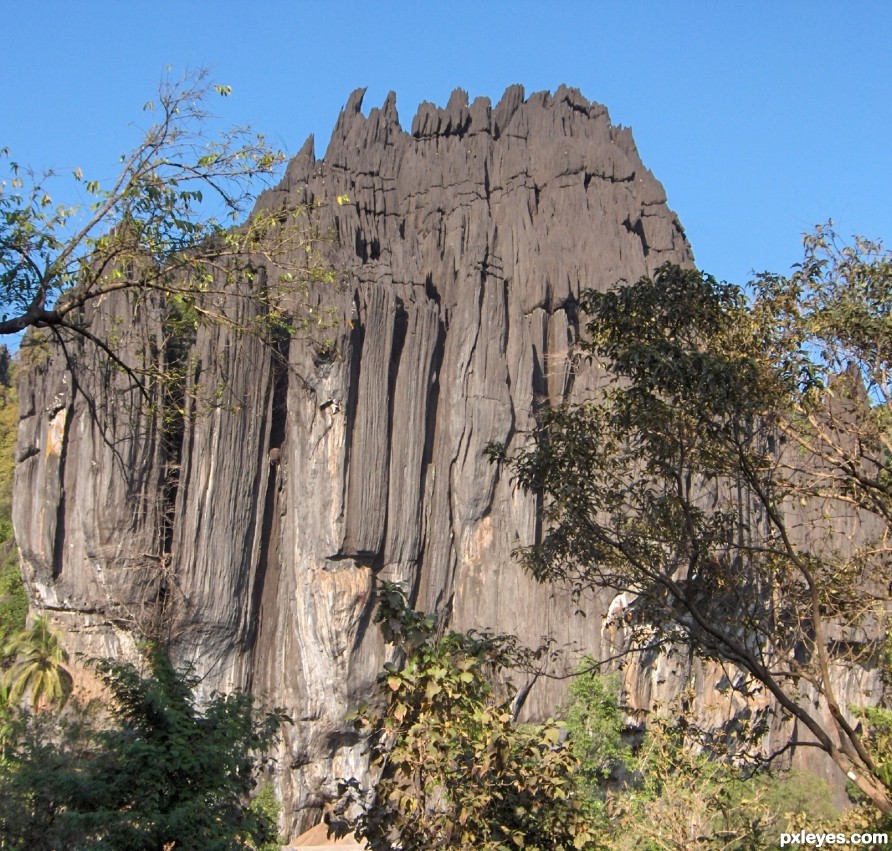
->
xmin=495 ymin=226 xmax=892 ymax=813
xmin=0 ymin=365 xmax=25 ymax=648
xmin=2 ymin=616 xmax=71 ymax=712
xmin=563 ymin=662 xmax=838 ymax=850
xmin=1 ymin=69 xmax=335 ymax=396
xmin=333 ymin=583 xmax=600 ymax=851
xmin=0 ymin=644 xmax=287 ymax=850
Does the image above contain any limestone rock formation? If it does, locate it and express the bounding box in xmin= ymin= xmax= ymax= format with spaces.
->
xmin=14 ymin=86 xmax=695 ymax=832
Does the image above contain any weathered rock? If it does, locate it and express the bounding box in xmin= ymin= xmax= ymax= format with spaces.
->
xmin=15 ymin=86 xmax=700 ymax=832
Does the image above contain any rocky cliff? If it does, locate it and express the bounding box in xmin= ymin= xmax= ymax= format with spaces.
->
xmin=14 ymin=86 xmax=696 ymax=831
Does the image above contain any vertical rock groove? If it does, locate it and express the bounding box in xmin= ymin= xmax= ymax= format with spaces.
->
xmin=15 ymin=86 xmax=700 ymax=832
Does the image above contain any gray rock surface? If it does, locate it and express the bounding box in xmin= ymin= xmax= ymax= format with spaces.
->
xmin=13 ymin=86 xmax=745 ymax=831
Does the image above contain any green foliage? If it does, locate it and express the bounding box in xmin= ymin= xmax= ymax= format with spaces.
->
xmin=751 ymin=770 xmax=839 ymax=830
xmin=854 ymin=706 xmax=892 ymax=790
xmin=0 ymin=544 xmax=26 ymax=650
xmin=0 ymin=371 xmax=25 ymax=647
xmin=0 ymin=645 xmax=287 ymax=850
xmin=607 ymin=717 xmax=774 ymax=850
xmin=0 ymin=695 xmax=103 ymax=847
xmin=616 ymin=728 xmax=839 ymax=850
xmin=0 ymin=365 xmax=17 ymax=525
xmin=0 ymin=70 xmax=283 ymax=335
xmin=752 ymin=226 xmax=892 ymax=406
xmin=562 ymin=664 xmax=836 ymax=849
xmin=562 ymin=659 xmax=627 ymax=828
xmin=0 ymin=557 xmax=22 ymax=645
xmin=335 ymin=583 xmax=600 ymax=851
xmin=2 ymin=616 xmax=71 ymax=711
xmin=245 ymin=783 xmax=283 ymax=851
xmin=0 ymin=69 xmax=338 ymax=409
xmin=565 ymin=660 xmax=627 ymax=782
xmin=828 ymin=798 xmax=892 ymax=841
xmin=498 ymin=230 xmax=892 ymax=812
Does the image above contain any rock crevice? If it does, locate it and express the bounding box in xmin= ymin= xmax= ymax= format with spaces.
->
xmin=15 ymin=86 xmax=692 ymax=832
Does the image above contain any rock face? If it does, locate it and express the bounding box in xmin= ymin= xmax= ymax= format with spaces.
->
xmin=15 ymin=86 xmax=695 ymax=831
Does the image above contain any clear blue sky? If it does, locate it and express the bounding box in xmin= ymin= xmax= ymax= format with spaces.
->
xmin=3 ymin=2 xmax=890 ymax=287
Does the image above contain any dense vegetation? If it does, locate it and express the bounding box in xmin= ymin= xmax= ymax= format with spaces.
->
xmin=493 ymin=227 xmax=892 ymax=814
xmin=0 ymin=359 xmax=25 ymax=649
xmin=329 ymin=228 xmax=892 ymax=847
xmin=0 ymin=644 xmax=286 ymax=850
xmin=3 ymin=68 xmax=891 ymax=847
xmin=5 ymin=230 xmax=891 ymax=845
xmin=333 ymin=584 xmax=599 ymax=850
xmin=336 ymin=589 xmax=883 ymax=849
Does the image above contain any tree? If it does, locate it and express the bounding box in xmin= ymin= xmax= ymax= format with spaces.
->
xmin=562 ymin=658 xmax=627 ymax=828
xmin=0 ymin=361 xmax=25 ymax=648
xmin=2 ymin=616 xmax=72 ymax=711
xmin=0 ymin=69 xmax=332 ymax=391
xmin=494 ymin=227 xmax=892 ymax=813
xmin=562 ymin=663 xmax=836 ymax=850
xmin=333 ymin=583 xmax=600 ymax=851
xmin=0 ymin=644 xmax=286 ymax=850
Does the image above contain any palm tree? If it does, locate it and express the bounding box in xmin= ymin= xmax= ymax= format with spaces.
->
xmin=2 ymin=616 xmax=72 ymax=710
xmin=0 ymin=680 xmax=15 ymax=759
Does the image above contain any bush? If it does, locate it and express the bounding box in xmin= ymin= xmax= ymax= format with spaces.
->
xmin=562 ymin=662 xmax=838 ymax=849
xmin=334 ymin=583 xmax=600 ymax=851
xmin=0 ymin=645 xmax=287 ymax=850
